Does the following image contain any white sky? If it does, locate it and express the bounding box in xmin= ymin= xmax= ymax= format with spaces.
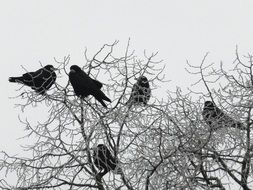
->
xmin=1 ymin=0 xmax=253 ymax=185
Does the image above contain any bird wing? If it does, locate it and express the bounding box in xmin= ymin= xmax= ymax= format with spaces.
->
xmin=82 ymin=75 xmax=110 ymax=103
xmin=22 ymin=72 xmax=35 ymax=82
xmin=69 ymin=69 xmax=110 ymax=107
xmin=69 ymin=70 xmax=100 ymax=97
xmin=202 ymin=107 xmax=224 ymax=128
xmin=30 ymin=68 xmax=55 ymax=92
xmin=203 ymin=106 xmax=245 ymax=130
xmin=142 ymin=85 xmax=151 ymax=99
xmin=31 ymin=68 xmax=45 ymax=78
xmin=91 ymin=79 xmax=103 ymax=89
xmin=80 ymin=71 xmax=98 ymax=90
xmin=69 ymin=72 xmax=87 ymax=97
xmin=130 ymin=83 xmax=138 ymax=98
xmin=79 ymin=72 xmax=105 ymax=93
xmin=23 ymin=68 xmax=49 ymax=84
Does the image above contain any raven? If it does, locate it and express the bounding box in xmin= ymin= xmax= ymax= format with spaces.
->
xmin=9 ymin=65 xmax=56 ymax=95
xmin=93 ymin=144 xmax=117 ymax=176
xmin=202 ymin=101 xmax=245 ymax=131
xmin=69 ymin=65 xmax=111 ymax=108
xmin=126 ymin=76 xmax=151 ymax=106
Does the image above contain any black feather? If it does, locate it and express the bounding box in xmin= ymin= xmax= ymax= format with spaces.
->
xmin=126 ymin=76 xmax=151 ymax=107
xmin=93 ymin=144 xmax=117 ymax=176
xmin=9 ymin=65 xmax=56 ymax=95
xmin=202 ymin=101 xmax=246 ymax=131
xmin=69 ymin=65 xmax=111 ymax=108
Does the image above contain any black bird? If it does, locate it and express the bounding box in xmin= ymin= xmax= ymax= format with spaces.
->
xmin=126 ymin=76 xmax=151 ymax=106
xmin=93 ymin=144 xmax=117 ymax=176
xmin=69 ymin=65 xmax=111 ymax=108
xmin=9 ymin=65 xmax=56 ymax=95
xmin=202 ymin=101 xmax=245 ymax=131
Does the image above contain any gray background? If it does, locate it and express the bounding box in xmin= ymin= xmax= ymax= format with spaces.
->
xmin=1 ymin=0 xmax=253 ymax=184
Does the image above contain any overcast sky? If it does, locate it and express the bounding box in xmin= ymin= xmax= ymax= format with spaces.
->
xmin=1 ymin=0 xmax=253 ymax=183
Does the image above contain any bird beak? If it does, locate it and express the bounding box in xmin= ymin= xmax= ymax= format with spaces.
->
xmin=70 ymin=69 xmax=76 ymax=73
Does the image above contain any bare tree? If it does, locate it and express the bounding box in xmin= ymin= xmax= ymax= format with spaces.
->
xmin=180 ymin=48 xmax=253 ymax=190
xmin=2 ymin=41 xmax=253 ymax=190
xmin=1 ymin=40 xmax=166 ymax=190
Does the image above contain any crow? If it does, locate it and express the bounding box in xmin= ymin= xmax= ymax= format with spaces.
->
xmin=9 ymin=65 xmax=57 ymax=95
xmin=202 ymin=101 xmax=245 ymax=131
xmin=93 ymin=144 xmax=117 ymax=176
xmin=126 ymin=76 xmax=151 ymax=106
xmin=68 ymin=65 xmax=111 ymax=108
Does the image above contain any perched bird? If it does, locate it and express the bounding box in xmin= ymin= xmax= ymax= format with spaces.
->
xmin=202 ymin=101 xmax=245 ymax=131
xmin=126 ymin=76 xmax=151 ymax=106
xmin=68 ymin=65 xmax=111 ymax=108
xmin=93 ymin=144 xmax=117 ymax=176
xmin=9 ymin=65 xmax=57 ymax=95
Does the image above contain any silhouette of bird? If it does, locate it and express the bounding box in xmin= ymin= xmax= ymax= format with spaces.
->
xmin=126 ymin=76 xmax=151 ymax=106
xmin=93 ymin=144 xmax=117 ymax=176
xmin=9 ymin=65 xmax=57 ymax=95
xmin=68 ymin=65 xmax=111 ymax=108
xmin=202 ymin=101 xmax=245 ymax=131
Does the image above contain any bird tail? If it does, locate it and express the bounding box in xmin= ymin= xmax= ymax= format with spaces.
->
xmin=94 ymin=92 xmax=111 ymax=108
xmin=8 ymin=76 xmax=23 ymax=83
xmin=97 ymin=99 xmax=108 ymax=108
xmin=103 ymin=95 xmax=111 ymax=103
